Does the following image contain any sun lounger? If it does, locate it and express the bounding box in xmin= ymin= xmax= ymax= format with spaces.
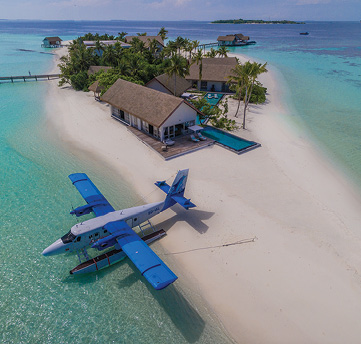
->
xmin=190 ymin=134 xmax=199 ymax=142
xmin=197 ymin=132 xmax=207 ymax=141
xmin=164 ymin=138 xmax=175 ymax=146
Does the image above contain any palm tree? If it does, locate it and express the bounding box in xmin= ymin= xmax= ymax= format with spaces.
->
xmin=117 ymin=31 xmax=128 ymax=41
xmin=183 ymin=38 xmax=194 ymax=59
xmin=165 ymin=40 xmax=177 ymax=57
xmin=192 ymin=40 xmax=200 ymax=55
xmin=205 ymin=48 xmax=217 ymax=58
xmin=131 ymin=37 xmax=146 ymax=54
xmin=174 ymin=36 xmax=185 ymax=55
xmin=93 ymin=39 xmax=105 ymax=57
xmin=158 ymin=27 xmax=168 ymax=41
xmin=192 ymin=49 xmax=203 ymax=84
xmin=149 ymin=38 xmax=159 ymax=59
xmin=217 ymin=46 xmax=229 ymax=58
xmin=102 ymin=44 xmax=116 ymax=66
xmin=228 ymin=61 xmax=268 ymax=128
xmin=137 ymin=32 xmax=147 ymax=36
xmin=164 ymin=55 xmax=189 ymax=96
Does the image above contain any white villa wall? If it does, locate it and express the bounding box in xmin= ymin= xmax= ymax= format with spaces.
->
xmin=160 ymin=102 xmax=197 ymax=141
xmin=111 ymin=102 xmax=197 ymax=142
xmin=146 ymin=80 xmax=172 ymax=95
xmin=162 ymin=102 xmax=197 ymax=128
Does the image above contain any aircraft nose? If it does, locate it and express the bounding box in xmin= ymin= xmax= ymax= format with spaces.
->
xmin=42 ymin=239 xmax=66 ymax=256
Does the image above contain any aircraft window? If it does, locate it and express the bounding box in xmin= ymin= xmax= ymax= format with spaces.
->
xmin=104 ymin=230 xmax=107 ymax=234
xmin=61 ymin=231 xmax=76 ymax=244
xmin=95 ymin=233 xmax=99 ymax=237
xmin=89 ymin=235 xmax=92 ymax=239
xmin=134 ymin=218 xmax=137 ymax=222
xmin=76 ymin=236 xmax=81 ymax=242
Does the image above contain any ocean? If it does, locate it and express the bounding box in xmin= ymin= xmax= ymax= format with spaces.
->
xmin=0 ymin=20 xmax=360 ymax=343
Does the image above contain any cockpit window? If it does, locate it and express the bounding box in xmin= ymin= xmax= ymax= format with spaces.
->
xmin=61 ymin=231 xmax=76 ymax=244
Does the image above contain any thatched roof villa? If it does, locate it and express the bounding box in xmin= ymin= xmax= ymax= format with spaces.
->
xmin=101 ymin=78 xmax=202 ymax=142
xmin=186 ymin=57 xmax=238 ymax=92
xmin=146 ymin=73 xmax=192 ymax=97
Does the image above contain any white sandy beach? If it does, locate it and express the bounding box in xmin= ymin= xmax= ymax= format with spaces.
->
xmin=46 ymin=47 xmax=361 ymax=343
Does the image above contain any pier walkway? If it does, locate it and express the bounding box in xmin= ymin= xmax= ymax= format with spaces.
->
xmin=0 ymin=74 xmax=60 ymax=83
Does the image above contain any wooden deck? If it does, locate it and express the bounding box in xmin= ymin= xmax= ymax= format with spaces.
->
xmin=127 ymin=126 xmax=215 ymax=160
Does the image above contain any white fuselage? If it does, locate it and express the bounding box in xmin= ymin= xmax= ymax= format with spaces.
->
xmin=42 ymin=201 xmax=164 ymax=256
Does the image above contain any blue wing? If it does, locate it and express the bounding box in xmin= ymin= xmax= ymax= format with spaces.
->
xmin=105 ymin=221 xmax=178 ymax=290
xmin=68 ymin=173 xmax=115 ymax=217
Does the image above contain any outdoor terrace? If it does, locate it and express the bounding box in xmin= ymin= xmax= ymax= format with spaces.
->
xmin=127 ymin=126 xmax=215 ymax=160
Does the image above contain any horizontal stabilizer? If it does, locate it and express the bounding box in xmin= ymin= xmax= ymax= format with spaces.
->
xmin=154 ymin=180 xmax=170 ymax=194
xmin=155 ymin=169 xmax=196 ymax=211
xmin=171 ymin=195 xmax=196 ymax=210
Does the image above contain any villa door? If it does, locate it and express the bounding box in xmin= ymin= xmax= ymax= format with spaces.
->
xmin=149 ymin=125 xmax=154 ymax=136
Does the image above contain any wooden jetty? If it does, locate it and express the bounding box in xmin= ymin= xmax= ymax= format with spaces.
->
xmin=0 ymin=74 xmax=60 ymax=83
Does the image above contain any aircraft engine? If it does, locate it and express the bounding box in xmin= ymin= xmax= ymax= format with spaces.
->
xmin=91 ymin=234 xmax=118 ymax=251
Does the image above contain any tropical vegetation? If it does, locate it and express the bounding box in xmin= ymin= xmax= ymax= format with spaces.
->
xmin=228 ymin=61 xmax=268 ymax=129
xmin=212 ymin=18 xmax=305 ymax=24
xmin=190 ymin=98 xmax=238 ymax=131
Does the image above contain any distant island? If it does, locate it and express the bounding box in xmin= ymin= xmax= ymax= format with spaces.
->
xmin=212 ymin=18 xmax=305 ymax=24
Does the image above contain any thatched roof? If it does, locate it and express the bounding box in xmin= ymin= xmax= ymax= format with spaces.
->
xmin=124 ymin=36 xmax=164 ymax=48
xmin=235 ymin=33 xmax=250 ymax=41
xmin=101 ymin=79 xmax=187 ymax=128
xmin=217 ymin=35 xmax=236 ymax=42
xmin=186 ymin=57 xmax=238 ymax=82
xmin=44 ymin=36 xmax=62 ymax=42
xmin=88 ymin=80 xmax=104 ymax=93
xmin=147 ymin=73 xmax=192 ymax=97
xmin=87 ymin=66 xmax=112 ymax=75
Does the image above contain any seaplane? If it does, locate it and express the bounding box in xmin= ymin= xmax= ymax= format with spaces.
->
xmin=42 ymin=169 xmax=195 ymax=290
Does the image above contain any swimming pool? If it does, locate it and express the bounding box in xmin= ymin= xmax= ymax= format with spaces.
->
xmin=204 ymin=93 xmax=223 ymax=106
xmin=201 ymin=126 xmax=259 ymax=153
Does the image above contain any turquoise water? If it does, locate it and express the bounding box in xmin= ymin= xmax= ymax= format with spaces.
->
xmin=204 ymin=93 xmax=223 ymax=106
xmin=2 ymin=20 xmax=361 ymax=343
xmin=225 ymin=22 xmax=361 ymax=189
xmin=202 ymin=126 xmax=257 ymax=152
xmin=0 ymin=32 xmax=233 ymax=343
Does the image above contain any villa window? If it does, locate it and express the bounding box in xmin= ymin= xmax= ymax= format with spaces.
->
xmin=200 ymin=81 xmax=207 ymax=90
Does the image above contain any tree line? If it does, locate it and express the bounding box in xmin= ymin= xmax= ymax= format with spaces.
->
xmin=58 ymin=27 xmax=267 ymax=130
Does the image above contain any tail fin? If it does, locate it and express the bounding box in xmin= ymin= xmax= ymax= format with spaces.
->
xmin=155 ymin=169 xmax=196 ymax=211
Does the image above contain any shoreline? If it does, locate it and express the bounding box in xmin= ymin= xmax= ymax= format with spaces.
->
xmin=46 ymin=47 xmax=361 ymax=343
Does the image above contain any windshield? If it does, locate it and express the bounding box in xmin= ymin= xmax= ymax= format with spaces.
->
xmin=61 ymin=230 xmax=76 ymax=244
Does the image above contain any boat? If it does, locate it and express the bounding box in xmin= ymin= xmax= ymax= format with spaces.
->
xmin=300 ymin=32 xmax=309 ymax=35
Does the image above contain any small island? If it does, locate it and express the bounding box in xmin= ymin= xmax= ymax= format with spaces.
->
xmin=212 ymin=18 xmax=305 ymax=24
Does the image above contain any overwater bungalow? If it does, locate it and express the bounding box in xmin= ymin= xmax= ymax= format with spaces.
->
xmin=186 ymin=57 xmax=238 ymax=92
xmin=42 ymin=37 xmax=62 ymax=48
xmin=146 ymin=73 xmax=192 ymax=97
xmin=217 ymin=34 xmax=255 ymax=46
xmin=101 ymin=78 xmax=202 ymax=142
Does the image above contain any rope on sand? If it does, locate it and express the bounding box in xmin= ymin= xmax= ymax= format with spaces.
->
xmin=162 ymin=237 xmax=257 ymax=255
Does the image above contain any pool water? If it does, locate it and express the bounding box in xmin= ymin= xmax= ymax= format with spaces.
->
xmin=204 ymin=93 xmax=223 ymax=106
xmin=202 ymin=126 xmax=258 ymax=152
